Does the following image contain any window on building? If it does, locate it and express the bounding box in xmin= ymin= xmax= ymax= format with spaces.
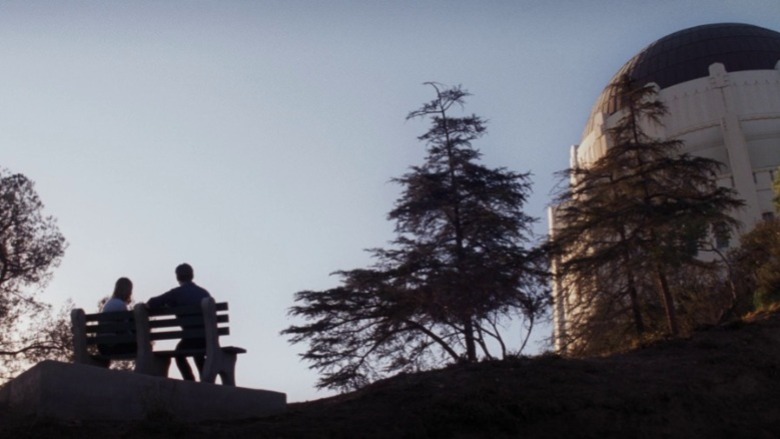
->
xmin=714 ymin=222 xmax=731 ymax=249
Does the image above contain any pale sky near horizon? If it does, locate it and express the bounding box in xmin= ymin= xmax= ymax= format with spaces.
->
xmin=2 ymin=1 xmax=779 ymax=402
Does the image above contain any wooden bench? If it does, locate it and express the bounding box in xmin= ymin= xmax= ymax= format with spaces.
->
xmin=71 ymin=298 xmax=246 ymax=386
xmin=70 ymin=308 xmax=137 ymax=368
xmin=134 ymin=298 xmax=246 ymax=385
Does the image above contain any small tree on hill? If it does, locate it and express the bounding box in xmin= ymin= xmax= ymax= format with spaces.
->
xmin=729 ymin=170 xmax=780 ymax=311
xmin=731 ymin=219 xmax=780 ymax=310
xmin=283 ymin=84 xmax=550 ymax=391
xmin=550 ymin=74 xmax=744 ymax=354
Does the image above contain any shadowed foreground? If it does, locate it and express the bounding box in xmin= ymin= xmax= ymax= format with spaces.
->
xmin=2 ymin=310 xmax=779 ymax=438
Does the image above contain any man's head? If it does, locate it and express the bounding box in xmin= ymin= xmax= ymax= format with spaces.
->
xmin=175 ymin=263 xmax=194 ymax=283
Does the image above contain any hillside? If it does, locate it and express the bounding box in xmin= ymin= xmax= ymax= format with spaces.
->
xmin=2 ymin=310 xmax=780 ymax=438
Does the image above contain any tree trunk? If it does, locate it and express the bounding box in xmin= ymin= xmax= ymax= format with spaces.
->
xmin=619 ymin=226 xmax=645 ymax=336
xmin=655 ymin=264 xmax=679 ymax=336
xmin=463 ymin=318 xmax=477 ymax=361
xmin=626 ymin=274 xmax=646 ymax=336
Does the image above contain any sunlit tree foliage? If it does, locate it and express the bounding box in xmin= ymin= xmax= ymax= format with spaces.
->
xmin=728 ymin=171 xmax=780 ymax=312
xmin=550 ymin=74 xmax=744 ymax=355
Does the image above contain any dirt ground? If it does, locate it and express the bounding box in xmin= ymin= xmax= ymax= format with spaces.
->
xmin=2 ymin=310 xmax=780 ymax=438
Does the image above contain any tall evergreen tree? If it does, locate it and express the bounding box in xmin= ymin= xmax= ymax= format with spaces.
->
xmin=551 ymin=74 xmax=744 ymax=353
xmin=283 ymin=84 xmax=549 ymax=391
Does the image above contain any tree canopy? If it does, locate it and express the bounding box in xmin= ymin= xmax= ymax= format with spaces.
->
xmin=283 ymin=84 xmax=550 ymax=391
xmin=728 ymin=171 xmax=780 ymax=312
xmin=0 ymin=169 xmax=69 ymax=379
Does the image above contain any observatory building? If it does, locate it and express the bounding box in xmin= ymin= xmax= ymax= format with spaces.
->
xmin=551 ymin=23 xmax=780 ymax=351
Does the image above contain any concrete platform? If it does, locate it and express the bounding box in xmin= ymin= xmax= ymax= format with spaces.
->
xmin=0 ymin=360 xmax=286 ymax=421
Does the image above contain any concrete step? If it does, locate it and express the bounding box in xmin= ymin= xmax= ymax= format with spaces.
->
xmin=0 ymin=360 xmax=286 ymax=421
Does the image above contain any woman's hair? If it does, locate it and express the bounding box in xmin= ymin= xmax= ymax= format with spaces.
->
xmin=113 ymin=277 xmax=133 ymax=302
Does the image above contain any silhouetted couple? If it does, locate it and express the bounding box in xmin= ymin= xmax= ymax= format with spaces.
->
xmin=100 ymin=263 xmax=212 ymax=382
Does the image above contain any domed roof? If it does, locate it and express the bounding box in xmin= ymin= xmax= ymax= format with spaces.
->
xmin=586 ymin=23 xmax=780 ymax=134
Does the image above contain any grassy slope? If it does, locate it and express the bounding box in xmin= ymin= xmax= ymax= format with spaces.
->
xmin=2 ymin=310 xmax=780 ymax=438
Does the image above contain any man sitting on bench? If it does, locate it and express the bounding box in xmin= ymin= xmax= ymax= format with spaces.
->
xmin=146 ymin=263 xmax=211 ymax=381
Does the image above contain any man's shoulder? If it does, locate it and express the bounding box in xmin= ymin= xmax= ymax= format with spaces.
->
xmin=174 ymin=282 xmax=211 ymax=304
xmin=187 ymin=282 xmax=211 ymax=297
xmin=148 ymin=283 xmax=211 ymax=308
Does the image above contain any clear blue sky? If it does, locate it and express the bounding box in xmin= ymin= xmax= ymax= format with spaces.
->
xmin=2 ymin=1 xmax=778 ymax=402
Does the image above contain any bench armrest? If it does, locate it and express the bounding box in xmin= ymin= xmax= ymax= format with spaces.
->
xmin=133 ymin=304 xmax=169 ymax=376
xmin=70 ymin=308 xmax=90 ymax=364
xmin=201 ymin=297 xmax=220 ymax=360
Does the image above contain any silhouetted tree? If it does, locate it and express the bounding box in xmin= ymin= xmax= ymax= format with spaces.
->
xmin=551 ymin=74 xmax=743 ymax=354
xmin=0 ymin=301 xmax=74 ymax=381
xmin=728 ymin=219 xmax=780 ymax=310
xmin=283 ymin=84 xmax=549 ymax=391
xmin=0 ymin=169 xmax=68 ymax=378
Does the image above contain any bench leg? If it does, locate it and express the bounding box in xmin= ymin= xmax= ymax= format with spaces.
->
xmin=200 ymin=358 xmax=217 ymax=384
xmin=200 ymin=350 xmax=238 ymax=386
xmin=218 ymin=352 xmax=239 ymax=386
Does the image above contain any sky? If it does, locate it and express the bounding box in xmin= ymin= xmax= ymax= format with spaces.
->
xmin=2 ymin=0 xmax=779 ymax=402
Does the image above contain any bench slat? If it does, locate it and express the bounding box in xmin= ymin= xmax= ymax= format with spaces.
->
xmin=85 ymin=322 xmax=135 ymax=334
xmin=86 ymin=311 xmax=134 ymax=323
xmin=151 ymin=346 xmax=246 ymax=357
xmin=92 ymin=352 xmax=136 ymax=361
xmin=149 ymin=327 xmax=229 ymax=341
xmin=149 ymin=314 xmax=228 ymax=328
xmin=88 ymin=333 xmax=137 ymax=344
xmin=146 ymin=302 xmax=228 ymax=317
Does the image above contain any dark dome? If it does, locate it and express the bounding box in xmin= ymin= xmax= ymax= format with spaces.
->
xmin=587 ymin=23 xmax=780 ymax=132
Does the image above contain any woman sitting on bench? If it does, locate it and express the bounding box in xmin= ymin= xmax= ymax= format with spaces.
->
xmin=98 ymin=277 xmax=137 ymax=357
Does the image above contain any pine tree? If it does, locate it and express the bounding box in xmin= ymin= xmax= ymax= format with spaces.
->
xmin=283 ymin=84 xmax=549 ymax=391
xmin=551 ymin=74 xmax=744 ymax=353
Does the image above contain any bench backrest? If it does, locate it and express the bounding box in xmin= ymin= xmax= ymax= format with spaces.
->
xmin=143 ymin=301 xmax=231 ymax=343
xmin=72 ymin=299 xmax=232 ymax=363
xmin=70 ymin=308 xmax=135 ymax=364
xmin=72 ymin=299 xmax=244 ymax=382
xmin=132 ymin=298 xmax=231 ymax=372
xmin=82 ymin=310 xmax=136 ymax=346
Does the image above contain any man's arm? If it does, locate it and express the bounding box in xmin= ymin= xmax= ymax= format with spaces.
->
xmin=147 ymin=289 xmax=175 ymax=309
